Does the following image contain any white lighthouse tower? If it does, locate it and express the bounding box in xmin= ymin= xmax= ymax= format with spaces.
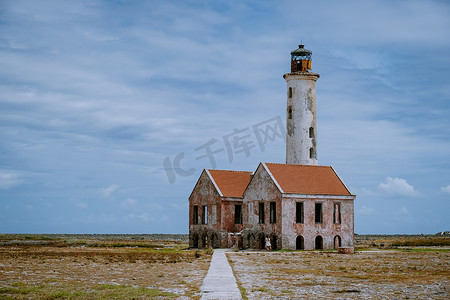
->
xmin=283 ymin=44 xmax=320 ymax=165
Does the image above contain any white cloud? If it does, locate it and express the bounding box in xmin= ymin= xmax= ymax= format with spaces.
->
xmin=147 ymin=203 xmax=163 ymax=211
xmin=123 ymin=197 xmax=137 ymax=208
xmin=125 ymin=212 xmax=154 ymax=222
xmin=137 ymin=213 xmax=152 ymax=222
xmin=22 ymin=204 xmax=33 ymax=210
xmin=358 ymin=205 xmax=376 ymax=215
xmin=98 ymin=184 xmax=119 ymax=198
xmin=76 ymin=202 xmax=87 ymax=209
xmin=393 ymin=206 xmax=412 ymax=223
xmin=399 ymin=207 xmax=409 ymax=215
xmin=0 ymin=172 xmax=20 ymax=189
xmin=378 ymin=177 xmax=420 ymax=197
xmin=440 ymin=185 xmax=450 ymax=194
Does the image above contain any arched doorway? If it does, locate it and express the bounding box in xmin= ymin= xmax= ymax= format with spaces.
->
xmin=259 ymin=234 xmax=266 ymax=249
xmin=315 ymin=235 xmax=323 ymax=250
xmin=271 ymin=234 xmax=278 ymax=250
xmin=247 ymin=233 xmax=255 ymax=249
xmin=211 ymin=233 xmax=219 ymax=248
xmin=192 ymin=233 xmax=199 ymax=248
xmin=296 ymin=235 xmax=304 ymax=250
xmin=201 ymin=234 xmax=208 ymax=249
xmin=334 ymin=235 xmax=342 ymax=249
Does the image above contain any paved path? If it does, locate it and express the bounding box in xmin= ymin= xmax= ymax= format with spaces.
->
xmin=200 ymin=249 xmax=242 ymax=300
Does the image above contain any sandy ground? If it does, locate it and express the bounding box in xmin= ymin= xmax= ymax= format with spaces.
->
xmin=0 ymin=243 xmax=211 ymax=299
xmin=227 ymin=249 xmax=449 ymax=299
xmin=1 ymin=235 xmax=449 ymax=299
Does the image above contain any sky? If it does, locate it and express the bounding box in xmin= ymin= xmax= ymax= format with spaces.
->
xmin=1 ymin=0 xmax=449 ymax=234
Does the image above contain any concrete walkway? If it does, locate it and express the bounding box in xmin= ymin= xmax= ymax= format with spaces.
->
xmin=200 ymin=249 xmax=242 ymax=300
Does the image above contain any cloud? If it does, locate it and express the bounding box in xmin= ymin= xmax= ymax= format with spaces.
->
xmin=398 ymin=207 xmax=409 ymax=215
xmin=126 ymin=213 xmax=153 ymax=222
xmin=358 ymin=206 xmax=376 ymax=215
xmin=0 ymin=0 xmax=449 ymax=235
xmin=0 ymin=172 xmax=20 ymax=189
xmin=98 ymin=184 xmax=119 ymax=198
xmin=122 ymin=197 xmax=137 ymax=208
xmin=378 ymin=177 xmax=420 ymax=197
xmin=393 ymin=206 xmax=412 ymax=223
xmin=75 ymin=202 xmax=87 ymax=208
xmin=440 ymin=185 xmax=450 ymax=194
xmin=147 ymin=203 xmax=163 ymax=211
xmin=21 ymin=204 xmax=33 ymax=210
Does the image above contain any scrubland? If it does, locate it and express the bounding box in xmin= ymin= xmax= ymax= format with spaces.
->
xmin=0 ymin=234 xmax=209 ymax=299
xmin=229 ymin=235 xmax=449 ymax=299
xmin=0 ymin=234 xmax=448 ymax=299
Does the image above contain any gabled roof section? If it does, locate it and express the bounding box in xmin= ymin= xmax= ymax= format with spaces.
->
xmin=207 ymin=169 xmax=253 ymax=198
xmin=264 ymin=163 xmax=352 ymax=196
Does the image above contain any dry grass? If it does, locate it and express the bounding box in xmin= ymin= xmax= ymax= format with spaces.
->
xmin=2 ymin=234 xmax=449 ymax=299
xmin=0 ymin=235 xmax=210 ymax=299
xmin=228 ymin=249 xmax=449 ymax=299
xmin=355 ymin=234 xmax=450 ymax=249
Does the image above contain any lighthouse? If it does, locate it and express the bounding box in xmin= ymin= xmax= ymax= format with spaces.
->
xmin=283 ymin=44 xmax=320 ymax=165
xmin=189 ymin=44 xmax=356 ymax=251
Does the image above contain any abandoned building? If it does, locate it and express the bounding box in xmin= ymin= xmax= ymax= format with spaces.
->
xmin=189 ymin=44 xmax=356 ymax=250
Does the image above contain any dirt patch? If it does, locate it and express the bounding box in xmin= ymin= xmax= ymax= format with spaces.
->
xmin=228 ymin=250 xmax=449 ymax=299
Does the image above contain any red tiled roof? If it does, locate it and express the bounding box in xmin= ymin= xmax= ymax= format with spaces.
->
xmin=264 ymin=163 xmax=351 ymax=195
xmin=208 ymin=170 xmax=252 ymax=198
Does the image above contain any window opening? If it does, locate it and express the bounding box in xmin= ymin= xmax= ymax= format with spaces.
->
xmin=288 ymin=106 xmax=293 ymax=119
xmin=235 ymin=204 xmax=242 ymax=224
xmin=202 ymin=205 xmax=207 ymax=224
xmin=258 ymin=202 xmax=265 ymax=224
xmin=270 ymin=202 xmax=276 ymax=224
xmin=309 ymin=127 xmax=314 ymax=138
xmin=310 ymin=147 xmax=315 ymax=159
xmin=334 ymin=203 xmax=341 ymax=224
xmin=193 ymin=205 xmax=198 ymax=225
xmin=296 ymin=202 xmax=304 ymax=223
xmin=315 ymin=202 xmax=322 ymax=223
xmin=288 ymin=87 xmax=293 ymax=98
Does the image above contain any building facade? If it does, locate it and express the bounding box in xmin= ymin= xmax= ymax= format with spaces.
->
xmin=188 ymin=45 xmax=356 ymax=250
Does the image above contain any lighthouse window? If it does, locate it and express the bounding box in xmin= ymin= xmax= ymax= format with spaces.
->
xmin=288 ymin=106 xmax=293 ymax=119
xmin=309 ymin=147 xmax=315 ymax=159
xmin=288 ymin=87 xmax=293 ymax=98
xmin=309 ymin=127 xmax=314 ymax=138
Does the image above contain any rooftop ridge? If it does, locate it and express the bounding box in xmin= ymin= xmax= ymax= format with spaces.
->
xmin=207 ymin=169 xmax=252 ymax=173
xmin=264 ymin=162 xmax=332 ymax=168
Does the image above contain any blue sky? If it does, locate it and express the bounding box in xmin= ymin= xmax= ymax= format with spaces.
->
xmin=1 ymin=0 xmax=449 ymax=234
